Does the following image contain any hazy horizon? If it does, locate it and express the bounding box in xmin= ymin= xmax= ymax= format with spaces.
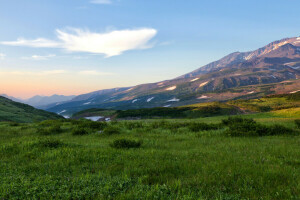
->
xmin=1 ymin=0 xmax=299 ymax=98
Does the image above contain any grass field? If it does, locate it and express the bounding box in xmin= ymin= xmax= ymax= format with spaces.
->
xmin=0 ymin=112 xmax=299 ymax=199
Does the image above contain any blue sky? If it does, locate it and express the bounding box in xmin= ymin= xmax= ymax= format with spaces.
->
xmin=0 ymin=0 xmax=299 ymax=98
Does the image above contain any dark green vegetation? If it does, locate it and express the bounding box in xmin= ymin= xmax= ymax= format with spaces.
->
xmin=116 ymin=102 xmax=240 ymax=119
xmin=0 ymin=113 xmax=299 ymax=199
xmin=223 ymin=117 xmax=297 ymax=137
xmin=110 ymin=138 xmax=142 ymax=149
xmin=0 ymin=96 xmax=63 ymax=123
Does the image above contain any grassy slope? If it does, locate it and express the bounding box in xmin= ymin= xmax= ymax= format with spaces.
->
xmin=0 ymin=113 xmax=299 ymax=199
xmin=0 ymin=96 xmax=63 ymax=123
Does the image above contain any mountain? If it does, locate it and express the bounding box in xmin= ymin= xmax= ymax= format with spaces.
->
xmin=0 ymin=94 xmax=23 ymax=103
xmin=0 ymin=96 xmax=63 ymax=123
xmin=46 ymin=36 xmax=300 ymax=116
xmin=23 ymin=94 xmax=76 ymax=108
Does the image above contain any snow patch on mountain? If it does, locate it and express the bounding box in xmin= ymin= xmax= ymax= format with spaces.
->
xmin=163 ymin=105 xmax=171 ymax=107
xmin=147 ymin=97 xmax=155 ymax=102
xmin=190 ymin=78 xmax=199 ymax=82
xmin=132 ymin=99 xmax=138 ymax=103
xmin=197 ymin=95 xmax=210 ymax=99
xmin=83 ymin=102 xmax=91 ymax=105
xmin=166 ymin=86 xmax=176 ymax=91
xmin=247 ymin=91 xmax=255 ymax=94
xmin=244 ymin=53 xmax=255 ymax=60
xmin=58 ymin=110 xmax=66 ymax=114
xmin=199 ymin=81 xmax=209 ymax=87
xmin=126 ymin=87 xmax=134 ymax=91
xmin=290 ymin=90 xmax=300 ymax=94
xmin=167 ymin=98 xmax=180 ymax=102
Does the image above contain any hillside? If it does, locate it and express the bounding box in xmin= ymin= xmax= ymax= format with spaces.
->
xmin=71 ymin=92 xmax=300 ymax=120
xmin=46 ymin=36 xmax=300 ymax=116
xmin=0 ymin=96 xmax=63 ymax=123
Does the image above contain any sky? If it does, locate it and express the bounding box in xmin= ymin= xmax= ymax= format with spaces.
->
xmin=0 ymin=0 xmax=299 ymax=99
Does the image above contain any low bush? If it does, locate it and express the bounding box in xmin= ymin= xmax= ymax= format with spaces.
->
xmin=222 ymin=117 xmax=255 ymax=126
xmin=78 ymin=121 xmax=107 ymax=130
xmin=223 ymin=117 xmax=296 ymax=137
xmin=37 ymin=124 xmax=63 ymax=135
xmin=295 ymin=119 xmax=300 ymax=129
xmin=188 ymin=122 xmax=220 ymax=132
xmin=110 ymin=139 xmax=142 ymax=149
xmin=37 ymin=138 xmax=64 ymax=148
xmin=8 ymin=122 xmax=19 ymax=127
xmin=72 ymin=127 xmax=89 ymax=135
xmin=103 ymin=126 xmax=121 ymax=135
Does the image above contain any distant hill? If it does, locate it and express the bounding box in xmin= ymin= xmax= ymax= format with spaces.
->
xmin=23 ymin=94 xmax=76 ymax=108
xmin=46 ymin=36 xmax=300 ymax=115
xmin=0 ymin=96 xmax=63 ymax=123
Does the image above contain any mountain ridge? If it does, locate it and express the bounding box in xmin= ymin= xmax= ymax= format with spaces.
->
xmin=45 ymin=36 xmax=300 ymax=115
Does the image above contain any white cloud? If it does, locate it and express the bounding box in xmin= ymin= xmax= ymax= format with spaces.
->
xmin=1 ymin=38 xmax=60 ymax=48
xmin=78 ymin=70 xmax=113 ymax=75
xmin=22 ymin=54 xmax=56 ymax=60
xmin=90 ymin=0 xmax=112 ymax=4
xmin=0 ymin=70 xmax=67 ymax=76
xmin=1 ymin=28 xmax=157 ymax=57
xmin=0 ymin=53 xmax=5 ymax=60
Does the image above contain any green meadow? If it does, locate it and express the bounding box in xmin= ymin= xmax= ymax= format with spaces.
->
xmin=0 ymin=110 xmax=299 ymax=199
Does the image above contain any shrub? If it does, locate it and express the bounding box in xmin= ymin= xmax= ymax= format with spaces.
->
xmin=39 ymin=120 xmax=60 ymax=127
xmin=188 ymin=122 xmax=220 ymax=132
xmin=37 ymin=138 xmax=64 ymax=148
xmin=78 ymin=121 xmax=107 ymax=130
xmin=72 ymin=127 xmax=89 ymax=135
xmin=222 ymin=117 xmax=255 ymax=126
xmin=103 ymin=126 xmax=121 ymax=135
xmin=295 ymin=119 xmax=300 ymax=129
xmin=110 ymin=139 xmax=142 ymax=149
xmin=8 ymin=122 xmax=19 ymax=127
xmin=37 ymin=124 xmax=62 ymax=135
xmin=223 ymin=117 xmax=296 ymax=137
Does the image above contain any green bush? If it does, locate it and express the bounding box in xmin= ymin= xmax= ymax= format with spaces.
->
xmin=222 ymin=117 xmax=255 ymax=126
xmin=37 ymin=124 xmax=62 ymax=135
xmin=72 ymin=127 xmax=89 ymax=135
xmin=37 ymin=138 xmax=64 ymax=148
xmin=223 ymin=117 xmax=296 ymax=137
xmin=78 ymin=121 xmax=107 ymax=130
xmin=295 ymin=119 xmax=300 ymax=129
xmin=103 ymin=126 xmax=121 ymax=135
xmin=188 ymin=122 xmax=220 ymax=132
xmin=8 ymin=122 xmax=19 ymax=127
xmin=110 ymin=139 xmax=142 ymax=149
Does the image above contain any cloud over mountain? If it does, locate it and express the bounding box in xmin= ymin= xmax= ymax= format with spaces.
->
xmin=1 ymin=28 xmax=157 ymax=57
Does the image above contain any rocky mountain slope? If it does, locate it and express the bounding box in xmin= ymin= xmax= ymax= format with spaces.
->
xmin=46 ymin=37 xmax=300 ymax=116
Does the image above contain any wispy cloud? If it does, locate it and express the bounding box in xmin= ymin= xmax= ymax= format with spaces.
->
xmin=22 ymin=54 xmax=56 ymax=60
xmin=0 ymin=70 xmax=114 ymax=76
xmin=0 ymin=53 xmax=5 ymax=60
xmin=0 ymin=70 xmax=67 ymax=76
xmin=78 ymin=70 xmax=113 ymax=76
xmin=1 ymin=28 xmax=157 ymax=57
xmin=2 ymin=38 xmax=60 ymax=48
xmin=90 ymin=0 xmax=112 ymax=4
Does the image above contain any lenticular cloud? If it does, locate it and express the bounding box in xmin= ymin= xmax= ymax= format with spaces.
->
xmin=1 ymin=28 xmax=158 ymax=57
